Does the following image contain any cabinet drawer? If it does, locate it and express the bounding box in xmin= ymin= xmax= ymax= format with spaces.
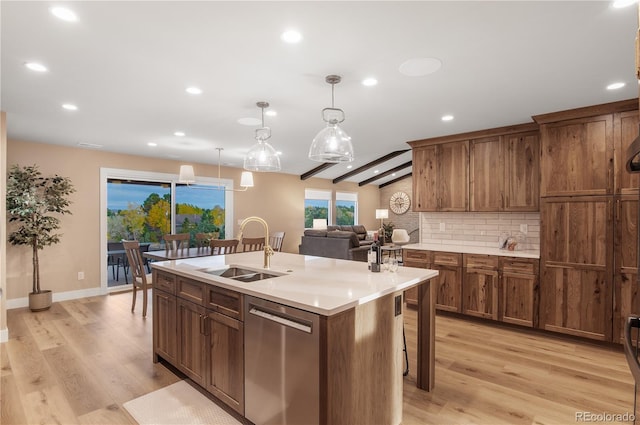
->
xmin=501 ymin=259 xmax=539 ymax=275
xmin=155 ymin=271 xmax=176 ymax=294
xmin=206 ymin=286 xmax=243 ymax=320
xmin=403 ymin=249 xmax=431 ymax=263
xmin=433 ymin=252 xmax=462 ymax=266
xmin=464 ymin=254 xmax=498 ymax=270
xmin=177 ymin=278 xmax=205 ymax=304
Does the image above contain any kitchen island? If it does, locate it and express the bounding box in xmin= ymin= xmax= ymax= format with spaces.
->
xmin=150 ymin=251 xmax=438 ymax=425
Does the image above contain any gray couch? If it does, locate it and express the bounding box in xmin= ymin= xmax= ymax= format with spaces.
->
xmin=299 ymin=229 xmax=371 ymax=262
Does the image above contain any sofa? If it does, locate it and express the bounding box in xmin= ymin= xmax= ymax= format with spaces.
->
xmin=326 ymin=225 xmax=374 ymax=246
xmin=299 ymin=228 xmax=371 ymax=262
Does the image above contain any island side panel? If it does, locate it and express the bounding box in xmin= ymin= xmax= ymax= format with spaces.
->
xmin=322 ymin=291 xmax=404 ymax=425
xmin=417 ymin=278 xmax=436 ymax=390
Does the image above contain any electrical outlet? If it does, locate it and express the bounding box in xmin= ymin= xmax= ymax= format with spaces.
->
xmin=439 ymin=222 xmax=446 ymax=232
xmin=77 ymin=271 xmax=85 ymax=280
xmin=520 ymin=224 xmax=528 ymax=234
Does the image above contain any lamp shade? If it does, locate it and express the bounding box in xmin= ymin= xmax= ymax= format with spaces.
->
xmin=244 ymin=140 xmax=281 ymax=172
xmin=309 ymin=124 xmax=354 ymax=163
xmin=179 ymin=165 xmax=196 ymax=184
xmin=240 ymin=171 xmax=254 ymax=188
xmin=375 ymin=209 xmax=389 ymax=219
xmin=312 ymin=219 xmax=327 ymax=229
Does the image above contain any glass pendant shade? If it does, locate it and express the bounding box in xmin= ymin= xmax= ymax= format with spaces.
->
xmin=244 ymin=140 xmax=281 ymax=172
xmin=309 ymin=123 xmax=354 ymax=163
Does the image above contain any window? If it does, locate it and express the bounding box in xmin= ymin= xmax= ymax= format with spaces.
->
xmin=336 ymin=191 xmax=358 ymax=225
xmin=175 ymin=183 xmax=226 ymax=240
xmin=304 ymin=189 xmax=331 ymax=228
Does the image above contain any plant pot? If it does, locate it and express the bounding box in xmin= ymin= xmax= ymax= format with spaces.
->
xmin=29 ymin=290 xmax=53 ymax=312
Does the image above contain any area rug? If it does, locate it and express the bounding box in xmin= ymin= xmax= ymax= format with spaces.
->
xmin=123 ymin=380 xmax=241 ymax=425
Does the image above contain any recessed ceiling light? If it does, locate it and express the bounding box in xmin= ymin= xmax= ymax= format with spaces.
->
xmin=607 ymin=82 xmax=625 ymax=90
xmin=238 ymin=117 xmax=262 ymax=126
xmin=50 ymin=6 xmax=77 ymax=22
xmin=392 ymin=173 xmax=396 ymax=177
xmin=265 ymin=110 xmax=277 ymax=117
xmin=346 ymin=165 xmax=353 ymax=169
xmin=441 ymin=115 xmax=454 ymax=121
xmin=399 ymin=57 xmax=442 ymax=77
xmin=24 ymin=62 xmax=48 ymax=72
xmin=62 ymin=103 xmax=78 ymax=111
xmin=362 ymin=78 xmax=378 ymax=87
xmin=612 ymin=0 xmax=637 ymax=8
xmin=185 ymin=86 xmax=202 ymax=95
xmin=281 ymin=30 xmax=303 ymax=44
xmin=374 ymin=170 xmax=380 ymax=174
xmin=147 ymin=142 xmax=158 ymax=147
xmin=174 ymin=131 xmax=185 ymax=137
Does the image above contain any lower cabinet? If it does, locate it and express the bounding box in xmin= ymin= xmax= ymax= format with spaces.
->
xmin=463 ymin=255 xmax=499 ymax=320
xmin=402 ymin=249 xmax=539 ymax=328
xmin=152 ymin=270 xmax=245 ymax=415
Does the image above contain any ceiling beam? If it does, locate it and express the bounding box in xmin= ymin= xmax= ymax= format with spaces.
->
xmin=332 ymin=149 xmax=410 ymax=184
xmin=358 ymin=161 xmax=412 ymax=186
xmin=300 ymin=162 xmax=337 ymax=180
xmin=378 ymin=172 xmax=412 ymax=189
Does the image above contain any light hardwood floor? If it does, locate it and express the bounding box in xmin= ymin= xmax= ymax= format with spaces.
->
xmin=1 ymin=291 xmax=635 ymax=425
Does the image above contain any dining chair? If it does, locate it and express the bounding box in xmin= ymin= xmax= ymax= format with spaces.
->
xmin=196 ymin=232 xmax=219 ymax=253
xmin=163 ymin=233 xmax=189 ymax=254
xmin=123 ymin=240 xmax=153 ymax=318
xmin=269 ymin=231 xmax=285 ymax=252
xmin=241 ymin=236 xmax=265 ymax=252
xmin=210 ymin=238 xmax=239 ymax=255
xmin=107 ymin=241 xmax=128 ymax=283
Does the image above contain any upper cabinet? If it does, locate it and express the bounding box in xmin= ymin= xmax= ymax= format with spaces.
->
xmin=410 ymin=123 xmax=538 ymax=213
xmin=533 ymin=99 xmax=638 ymax=197
xmin=411 ymin=141 xmax=469 ymax=212
xmin=469 ymin=127 xmax=539 ymax=212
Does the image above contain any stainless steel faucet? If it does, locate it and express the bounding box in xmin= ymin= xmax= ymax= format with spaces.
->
xmin=239 ymin=216 xmax=274 ymax=269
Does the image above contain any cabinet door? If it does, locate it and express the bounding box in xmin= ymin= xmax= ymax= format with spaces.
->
xmin=153 ymin=290 xmax=177 ymax=363
xmin=540 ymin=114 xmax=613 ymax=196
xmin=434 ymin=265 xmax=462 ymax=312
xmin=463 ymin=268 xmax=498 ymax=319
xmin=412 ymin=145 xmax=438 ymax=211
xmin=540 ymin=197 xmax=613 ymax=341
xmin=206 ymin=311 xmax=244 ymax=414
xmin=403 ymin=249 xmax=432 ymax=307
xmin=470 ymin=137 xmax=504 ymax=211
xmin=614 ymin=196 xmax=639 ymax=343
xmin=438 ymin=141 xmax=469 ymax=211
xmin=501 ymin=271 xmax=536 ymax=328
xmin=505 ymin=131 xmax=540 ymax=211
xmin=177 ymin=298 xmax=208 ymax=385
xmin=615 ymin=110 xmax=640 ymax=194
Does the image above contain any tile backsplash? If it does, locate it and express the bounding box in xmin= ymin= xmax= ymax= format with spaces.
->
xmin=419 ymin=212 xmax=540 ymax=251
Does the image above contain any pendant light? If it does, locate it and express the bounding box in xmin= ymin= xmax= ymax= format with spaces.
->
xmin=309 ymin=75 xmax=354 ymax=163
xmin=178 ymin=148 xmax=254 ymax=192
xmin=244 ymin=101 xmax=281 ymax=172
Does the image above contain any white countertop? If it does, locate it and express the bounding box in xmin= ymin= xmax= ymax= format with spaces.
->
xmin=402 ymin=243 xmax=540 ymax=259
xmin=151 ymin=251 xmax=438 ymax=316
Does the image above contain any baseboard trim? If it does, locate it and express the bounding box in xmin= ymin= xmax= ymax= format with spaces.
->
xmin=6 ymin=287 xmax=107 ymax=310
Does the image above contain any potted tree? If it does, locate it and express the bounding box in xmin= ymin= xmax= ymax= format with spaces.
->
xmin=6 ymin=164 xmax=75 ymax=311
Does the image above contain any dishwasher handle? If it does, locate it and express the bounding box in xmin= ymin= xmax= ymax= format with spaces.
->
xmin=249 ymin=305 xmax=313 ymax=334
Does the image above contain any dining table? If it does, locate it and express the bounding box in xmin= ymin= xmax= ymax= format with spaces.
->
xmin=143 ymin=247 xmax=214 ymax=261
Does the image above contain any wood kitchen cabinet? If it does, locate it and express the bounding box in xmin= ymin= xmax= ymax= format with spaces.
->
xmin=433 ymin=252 xmax=463 ymax=312
xmin=463 ymin=254 xmax=499 ymax=320
xmin=534 ymin=99 xmax=637 ymax=197
xmin=152 ymin=271 xmax=177 ymax=364
xmin=540 ymin=196 xmax=614 ymax=341
xmin=469 ymin=126 xmax=539 ymax=212
xmin=614 ymin=195 xmax=639 ymax=344
xmin=500 ymin=258 xmax=539 ymax=328
xmin=403 ymin=249 xmax=432 ymax=307
xmin=411 ymin=141 xmax=468 ymax=212
xmin=153 ymin=275 xmax=245 ymax=414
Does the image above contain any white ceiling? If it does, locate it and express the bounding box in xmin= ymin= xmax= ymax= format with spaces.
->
xmin=2 ymin=1 xmax=638 ymax=186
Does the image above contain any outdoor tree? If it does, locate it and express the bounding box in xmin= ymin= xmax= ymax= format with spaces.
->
xmin=122 ymin=202 xmax=146 ymax=239
xmin=147 ymin=199 xmax=170 ymax=235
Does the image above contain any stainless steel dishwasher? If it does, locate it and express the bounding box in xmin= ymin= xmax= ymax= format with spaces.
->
xmin=244 ymin=296 xmax=320 ymax=425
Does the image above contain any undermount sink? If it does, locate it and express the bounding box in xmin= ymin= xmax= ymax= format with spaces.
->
xmin=199 ymin=266 xmax=282 ymax=283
